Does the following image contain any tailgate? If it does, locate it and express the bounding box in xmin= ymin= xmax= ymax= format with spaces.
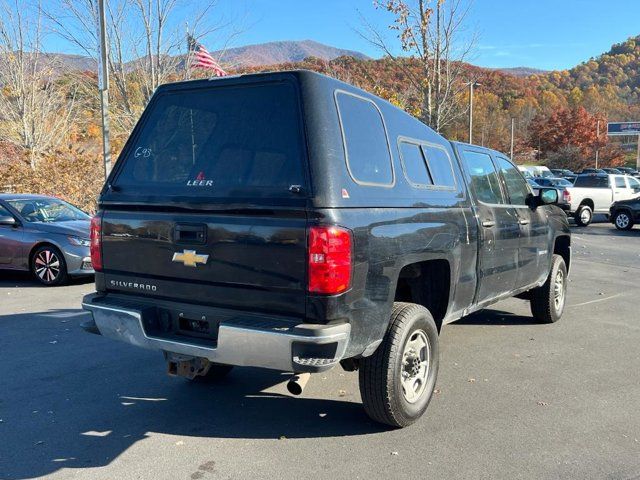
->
xmin=101 ymin=208 xmax=308 ymax=316
xmin=97 ymin=76 xmax=310 ymax=317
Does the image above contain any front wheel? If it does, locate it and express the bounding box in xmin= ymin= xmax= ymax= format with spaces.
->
xmin=613 ymin=210 xmax=634 ymax=230
xmin=574 ymin=205 xmax=593 ymax=227
xmin=31 ymin=245 xmax=68 ymax=286
xmin=359 ymin=303 xmax=439 ymax=428
xmin=530 ymin=254 xmax=567 ymax=324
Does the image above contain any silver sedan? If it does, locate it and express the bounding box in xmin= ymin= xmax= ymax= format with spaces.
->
xmin=0 ymin=194 xmax=94 ymax=286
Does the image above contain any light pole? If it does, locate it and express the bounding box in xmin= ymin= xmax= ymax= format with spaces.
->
xmin=595 ymin=120 xmax=600 ymax=169
xmin=97 ymin=0 xmax=111 ymax=179
xmin=468 ymin=81 xmax=480 ymax=144
xmin=510 ymin=117 xmax=515 ymax=161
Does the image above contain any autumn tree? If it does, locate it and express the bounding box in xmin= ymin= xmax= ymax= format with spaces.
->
xmin=528 ymin=107 xmax=616 ymax=170
xmin=362 ymin=0 xmax=476 ymax=132
xmin=0 ymin=0 xmax=78 ymax=169
xmin=45 ymin=0 xmax=240 ymax=133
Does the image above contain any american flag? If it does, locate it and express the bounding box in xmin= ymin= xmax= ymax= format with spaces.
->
xmin=187 ymin=35 xmax=227 ymax=76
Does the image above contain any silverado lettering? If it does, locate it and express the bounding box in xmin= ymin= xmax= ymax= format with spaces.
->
xmin=109 ymin=280 xmax=157 ymax=291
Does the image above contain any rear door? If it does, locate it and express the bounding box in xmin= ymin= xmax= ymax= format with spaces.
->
xmin=100 ymin=78 xmax=310 ymax=318
xmin=458 ymin=147 xmax=519 ymax=305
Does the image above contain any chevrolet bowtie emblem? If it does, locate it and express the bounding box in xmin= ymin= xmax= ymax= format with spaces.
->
xmin=172 ymin=249 xmax=209 ymax=267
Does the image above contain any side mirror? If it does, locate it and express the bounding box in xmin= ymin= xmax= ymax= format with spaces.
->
xmin=0 ymin=215 xmax=17 ymax=226
xmin=539 ymin=188 xmax=558 ymax=206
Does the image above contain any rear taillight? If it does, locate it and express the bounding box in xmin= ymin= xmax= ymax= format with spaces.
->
xmin=90 ymin=214 xmax=103 ymax=271
xmin=308 ymin=226 xmax=352 ymax=295
xmin=563 ymin=189 xmax=571 ymax=202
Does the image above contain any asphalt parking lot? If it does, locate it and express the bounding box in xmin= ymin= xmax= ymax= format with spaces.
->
xmin=1 ymin=222 xmax=639 ymax=480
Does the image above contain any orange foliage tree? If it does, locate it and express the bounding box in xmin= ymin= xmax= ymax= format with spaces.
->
xmin=527 ymin=107 xmax=624 ymax=170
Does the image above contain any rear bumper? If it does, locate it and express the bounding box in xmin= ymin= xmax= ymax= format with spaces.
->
xmin=81 ymin=293 xmax=350 ymax=373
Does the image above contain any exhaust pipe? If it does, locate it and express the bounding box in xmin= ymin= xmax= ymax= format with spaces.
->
xmin=286 ymin=373 xmax=311 ymax=396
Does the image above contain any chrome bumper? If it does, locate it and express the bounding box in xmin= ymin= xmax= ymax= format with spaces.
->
xmin=81 ymin=294 xmax=350 ymax=373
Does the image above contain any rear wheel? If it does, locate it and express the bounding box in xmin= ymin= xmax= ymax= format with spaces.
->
xmin=31 ymin=245 xmax=68 ymax=286
xmin=613 ymin=210 xmax=634 ymax=230
xmin=359 ymin=302 xmax=439 ymax=428
xmin=574 ymin=205 xmax=593 ymax=227
xmin=530 ymin=254 xmax=567 ymax=324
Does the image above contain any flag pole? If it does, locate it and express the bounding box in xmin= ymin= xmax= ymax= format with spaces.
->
xmin=97 ymin=0 xmax=111 ymax=179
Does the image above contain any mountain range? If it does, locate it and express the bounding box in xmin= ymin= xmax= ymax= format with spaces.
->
xmin=41 ymin=39 xmax=547 ymax=77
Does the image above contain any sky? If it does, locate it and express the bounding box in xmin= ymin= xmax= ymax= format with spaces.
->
xmin=213 ymin=0 xmax=640 ymax=71
xmin=40 ymin=0 xmax=640 ymax=71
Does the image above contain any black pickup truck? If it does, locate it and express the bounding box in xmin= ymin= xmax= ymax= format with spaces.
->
xmin=82 ymin=70 xmax=571 ymax=427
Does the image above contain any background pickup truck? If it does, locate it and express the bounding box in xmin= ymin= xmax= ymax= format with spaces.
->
xmin=82 ymin=70 xmax=571 ymax=428
xmin=566 ymin=173 xmax=640 ymax=226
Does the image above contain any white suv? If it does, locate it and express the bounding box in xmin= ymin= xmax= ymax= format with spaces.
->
xmin=566 ymin=174 xmax=640 ymax=226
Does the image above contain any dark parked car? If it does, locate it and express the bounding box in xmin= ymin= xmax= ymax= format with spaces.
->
xmin=580 ymin=168 xmax=606 ymax=174
xmin=550 ymin=169 xmax=577 ymax=183
xmin=0 ymin=194 xmax=94 ymax=285
xmin=550 ymin=168 xmax=574 ymax=177
xmin=610 ymin=196 xmax=640 ymax=230
xmin=617 ymin=167 xmax=640 ymax=178
xmin=532 ymin=177 xmax=572 ymax=211
xmin=81 ymin=70 xmax=571 ymax=427
xmin=603 ymin=168 xmax=623 ymax=174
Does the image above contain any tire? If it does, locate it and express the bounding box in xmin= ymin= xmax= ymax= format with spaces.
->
xmin=530 ymin=254 xmax=567 ymax=324
xmin=574 ymin=204 xmax=593 ymax=227
xmin=613 ymin=210 xmax=634 ymax=231
xmin=359 ymin=302 xmax=439 ymax=428
xmin=190 ymin=363 xmax=234 ymax=383
xmin=31 ymin=245 xmax=68 ymax=286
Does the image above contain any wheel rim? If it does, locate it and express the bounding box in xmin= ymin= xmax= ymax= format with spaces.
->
xmin=553 ymin=268 xmax=566 ymax=312
xmin=616 ymin=213 xmax=630 ymax=229
xmin=401 ymin=329 xmax=430 ymax=403
xmin=35 ymin=250 xmax=61 ymax=283
xmin=580 ymin=209 xmax=591 ymax=224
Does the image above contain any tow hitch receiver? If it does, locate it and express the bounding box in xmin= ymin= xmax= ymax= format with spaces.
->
xmin=165 ymin=353 xmax=211 ymax=380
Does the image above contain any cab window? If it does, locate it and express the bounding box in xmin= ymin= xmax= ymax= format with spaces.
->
xmin=496 ymin=157 xmax=530 ymax=206
xmin=461 ymin=151 xmax=504 ymax=204
xmin=614 ymin=176 xmax=627 ymax=188
xmin=574 ymin=176 xmax=609 ymax=188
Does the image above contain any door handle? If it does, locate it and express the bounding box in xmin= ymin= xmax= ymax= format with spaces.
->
xmin=518 ymin=218 xmax=530 ymax=225
xmin=481 ymin=220 xmax=495 ymax=228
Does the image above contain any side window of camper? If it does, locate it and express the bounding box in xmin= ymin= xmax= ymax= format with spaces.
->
xmin=422 ymin=145 xmax=456 ymax=188
xmin=399 ymin=141 xmax=433 ymax=187
xmin=336 ymin=92 xmax=393 ymax=186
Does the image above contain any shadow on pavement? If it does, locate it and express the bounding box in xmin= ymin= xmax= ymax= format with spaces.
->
xmin=570 ymin=224 xmax=639 ymax=237
xmin=0 ymin=270 xmax=94 ymax=288
xmin=0 ymin=308 xmax=385 ymax=480
xmin=454 ymin=308 xmax=539 ymax=326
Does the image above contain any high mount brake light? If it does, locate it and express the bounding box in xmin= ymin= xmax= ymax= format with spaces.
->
xmin=90 ymin=214 xmax=103 ymax=271
xmin=308 ymin=226 xmax=352 ymax=295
